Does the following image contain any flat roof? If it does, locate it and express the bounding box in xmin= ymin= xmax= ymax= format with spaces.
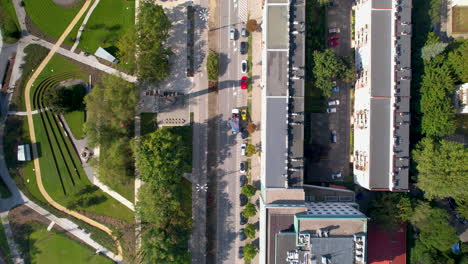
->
xmin=266 ymin=51 xmax=288 ymax=96
xmin=267 ymin=6 xmax=289 ymax=49
xmin=372 ymin=0 xmax=392 ymax=9
xmin=310 ymin=237 xmax=355 ymax=264
xmin=265 ymin=97 xmax=289 ymax=188
xmin=369 ymin=98 xmax=391 ymax=188
xmin=370 ymin=10 xmax=392 ymax=97
xmin=368 ymin=223 xmax=407 ymax=264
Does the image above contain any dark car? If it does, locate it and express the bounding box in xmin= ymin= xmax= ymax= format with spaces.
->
xmin=241 ymin=128 xmax=248 ymax=139
xmin=240 ymin=213 xmax=247 ymax=225
xmin=240 ymin=162 xmax=246 ymax=173
xmin=238 ymin=246 xmax=244 ymax=259
xmin=240 ymin=194 xmax=248 ymax=206
xmin=239 ymin=229 xmax=247 ymax=241
xmin=240 ymin=41 xmax=248 ymax=54
xmin=240 ymin=175 xmax=247 ymax=187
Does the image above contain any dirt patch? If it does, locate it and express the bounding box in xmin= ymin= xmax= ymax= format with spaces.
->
xmin=58 ymin=78 xmax=87 ymax=87
xmin=52 ymin=0 xmax=84 ymax=9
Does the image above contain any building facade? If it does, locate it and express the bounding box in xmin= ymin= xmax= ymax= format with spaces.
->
xmin=353 ymin=0 xmax=412 ymax=191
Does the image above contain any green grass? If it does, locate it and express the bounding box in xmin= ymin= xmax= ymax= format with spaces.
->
xmin=33 ymin=113 xmax=134 ymax=223
xmin=140 ymin=113 xmax=157 ymax=136
xmin=16 ymin=222 xmax=113 ymax=264
xmin=23 ymin=0 xmax=85 ymax=41
xmin=0 ymin=0 xmax=21 ymax=43
xmin=77 ymin=0 xmax=135 ymax=55
xmin=0 ymin=218 xmax=11 ymax=264
xmin=64 ymin=111 xmax=85 ymax=139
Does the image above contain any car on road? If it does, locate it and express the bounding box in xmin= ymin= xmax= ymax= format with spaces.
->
xmin=240 ymin=76 xmax=248 ymax=90
xmin=240 ymin=162 xmax=246 ymax=173
xmin=240 ymin=41 xmax=248 ymax=54
xmin=333 ymin=86 xmax=340 ymax=93
xmin=240 ymin=213 xmax=247 ymax=225
xmin=241 ymin=143 xmax=246 ymax=156
xmin=328 ymin=39 xmax=339 ymax=47
xmin=240 ymin=175 xmax=247 ymax=187
xmin=240 ymin=194 xmax=248 ymax=206
xmin=241 ymin=60 xmax=248 ymax=73
xmin=241 ymin=109 xmax=247 ymax=120
xmin=239 ymin=229 xmax=247 ymax=241
xmin=230 ymin=28 xmax=236 ymax=40
xmin=241 ymin=25 xmax=247 ymax=37
xmin=329 ymin=27 xmax=341 ymax=33
xmin=328 ymin=100 xmax=340 ymax=106
xmin=331 ymin=130 xmax=337 ymax=143
xmin=328 ymin=33 xmax=339 ymax=40
xmin=327 ymin=108 xmax=337 ymax=113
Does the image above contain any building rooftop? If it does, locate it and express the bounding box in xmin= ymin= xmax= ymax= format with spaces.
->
xmin=369 ymin=98 xmax=391 ymax=189
xmin=370 ymin=11 xmax=392 ymax=97
xmin=267 ymin=5 xmax=289 ymax=49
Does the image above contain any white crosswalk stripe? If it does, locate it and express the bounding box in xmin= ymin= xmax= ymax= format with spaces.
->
xmin=238 ymin=0 xmax=247 ymax=22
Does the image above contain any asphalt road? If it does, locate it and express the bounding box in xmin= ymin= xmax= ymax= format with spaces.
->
xmin=215 ymin=0 xmax=248 ymax=262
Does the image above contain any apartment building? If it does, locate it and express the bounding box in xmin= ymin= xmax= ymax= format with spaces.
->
xmin=353 ymin=0 xmax=412 ymax=191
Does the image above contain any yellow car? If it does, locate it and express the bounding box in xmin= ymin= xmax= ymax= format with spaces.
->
xmin=241 ymin=109 xmax=247 ymax=121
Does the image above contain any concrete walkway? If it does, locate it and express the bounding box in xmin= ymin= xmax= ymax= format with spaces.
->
xmin=58 ymin=115 xmax=135 ymax=211
xmin=8 ymin=108 xmax=46 ymax=116
xmin=0 ymin=212 xmax=24 ymax=264
xmin=22 ymin=0 xmax=123 ymax=260
xmin=71 ymin=0 xmax=101 ymax=52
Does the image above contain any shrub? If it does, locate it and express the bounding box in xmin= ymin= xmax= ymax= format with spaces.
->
xmin=244 ymin=223 xmax=256 ymax=239
xmin=241 ymin=184 xmax=256 ymax=197
xmin=246 ymin=19 xmax=258 ymax=33
xmin=242 ymin=203 xmax=257 ymax=218
xmin=245 ymin=144 xmax=256 ymax=157
xmin=207 ymin=51 xmax=219 ymax=81
xmin=243 ymin=243 xmax=258 ymax=262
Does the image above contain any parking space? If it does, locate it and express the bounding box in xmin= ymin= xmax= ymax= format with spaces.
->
xmin=305 ymin=0 xmax=353 ymax=183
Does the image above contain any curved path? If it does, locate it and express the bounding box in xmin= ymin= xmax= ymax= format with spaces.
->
xmin=23 ymin=0 xmax=123 ymax=261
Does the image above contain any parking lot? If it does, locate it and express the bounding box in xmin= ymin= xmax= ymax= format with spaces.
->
xmin=305 ymin=0 xmax=353 ymax=183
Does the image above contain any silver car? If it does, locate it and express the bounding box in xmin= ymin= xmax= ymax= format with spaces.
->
xmin=230 ymin=28 xmax=236 ymax=40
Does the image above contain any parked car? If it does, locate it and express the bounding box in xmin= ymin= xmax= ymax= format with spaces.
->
xmin=241 ymin=109 xmax=247 ymax=120
xmin=240 ymin=76 xmax=248 ymax=90
xmin=331 ymin=172 xmax=342 ymax=179
xmin=241 ymin=25 xmax=247 ymax=37
xmin=327 ymin=108 xmax=337 ymax=113
xmin=328 ymin=39 xmax=339 ymax=47
xmin=333 ymin=86 xmax=340 ymax=93
xmin=241 ymin=60 xmax=248 ymax=73
xmin=331 ymin=130 xmax=337 ymax=143
xmin=240 ymin=162 xmax=246 ymax=173
xmin=240 ymin=213 xmax=247 ymax=225
xmin=328 ymin=33 xmax=339 ymax=40
xmin=328 ymin=1 xmax=337 ymax=6
xmin=328 ymin=100 xmax=340 ymax=106
xmin=329 ymin=27 xmax=341 ymax=33
xmin=240 ymin=175 xmax=247 ymax=187
xmin=241 ymin=143 xmax=246 ymax=156
xmin=230 ymin=28 xmax=236 ymax=40
xmin=239 ymin=229 xmax=247 ymax=241
xmin=241 ymin=128 xmax=248 ymax=139
xmin=240 ymin=41 xmax=248 ymax=54
xmin=240 ymin=194 xmax=248 ymax=206
xmin=238 ymin=246 xmax=244 ymax=259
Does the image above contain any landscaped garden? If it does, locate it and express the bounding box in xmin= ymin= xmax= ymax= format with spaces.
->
xmin=63 ymin=111 xmax=85 ymax=139
xmin=0 ymin=0 xmax=21 ymax=43
xmin=23 ymin=0 xmax=85 ymax=41
xmin=77 ymin=0 xmax=135 ymax=55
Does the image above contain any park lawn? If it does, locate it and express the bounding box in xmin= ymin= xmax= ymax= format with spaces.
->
xmin=33 ymin=114 xmax=134 ymax=223
xmin=26 ymin=223 xmax=114 ymax=264
xmin=0 ymin=0 xmax=20 ymax=43
xmin=23 ymin=0 xmax=85 ymax=41
xmin=77 ymin=0 xmax=135 ymax=55
xmin=140 ymin=113 xmax=157 ymax=136
xmin=98 ymin=146 xmax=134 ymax=202
xmin=0 ymin=218 xmax=11 ymax=264
xmin=64 ymin=111 xmax=85 ymax=139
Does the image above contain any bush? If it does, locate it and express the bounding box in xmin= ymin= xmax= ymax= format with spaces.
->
xmin=207 ymin=51 xmax=219 ymax=81
xmin=245 ymin=144 xmax=256 ymax=157
xmin=246 ymin=123 xmax=257 ymax=134
xmin=246 ymin=19 xmax=258 ymax=33
xmin=244 ymin=223 xmax=256 ymax=239
xmin=241 ymin=184 xmax=256 ymax=197
xmin=243 ymin=243 xmax=258 ymax=262
xmin=312 ymin=49 xmax=353 ymax=97
xmin=242 ymin=203 xmax=257 ymax=218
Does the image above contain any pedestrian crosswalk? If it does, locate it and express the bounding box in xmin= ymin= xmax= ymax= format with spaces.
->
xmin=238 ymin=0 xmax=247 ymax=22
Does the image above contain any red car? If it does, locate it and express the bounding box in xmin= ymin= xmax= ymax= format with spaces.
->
xmin=328 ymin=34 xmax=339 ymax=40
xmin=328 ymin=39 xmax=339 ymax=47
xmin=240 ymin=76 xmax=248 ymax=90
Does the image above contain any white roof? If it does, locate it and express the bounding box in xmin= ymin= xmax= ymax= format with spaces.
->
xmin=17 ymin=144 xmax=31 ymax=161
xmin=94 ymin=47 xmax=117 ymax=63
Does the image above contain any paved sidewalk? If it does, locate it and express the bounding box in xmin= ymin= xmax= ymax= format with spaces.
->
xmin=8 ymin=108 xmax=46 ymax=116
xmin=0 ymin=212 xmax=24 ymax=264
xmin=71 ymin=0 xmax=101 ymax=52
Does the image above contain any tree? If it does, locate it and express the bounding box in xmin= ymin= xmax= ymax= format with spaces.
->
xmin=312 ymin=49 xmax=351 ymax=97
xmin=243 ymin=243 xmax=258 ymax=262
xmin=447 ymin=40 xmax=468 ymax=83
xmin=96 ymin=138 xmax=134 ymax=186
xmin=244 ymin=223 xmax=256 ymax=239
xmin=421 ymin=42 xmax=448 ymax=61
xmin=413 ymin=138 xmax=468 ymax=201
xmin=116 ymin=29 xmax=137 ymax=74
xmin=241 ymin=184 xmax=256 ymax=197
xmin=246 ymin=19 xmax=258 ymax=33
xmin=207 ymin=51 xmax=219 ymax=81
xmin=44 ymin=84 xmax=86 ymax=113
xmin=242 ymin=203 xmax=257 ymax=217
xmin=246 ymin=123 xmax=257 ymax=134
xmin=84 ymin=74 xmax=137 ymax=146
xmin=317 ymin=0 xmax=331 ymax=5
xmin=245 ymin=144 xmax=256 ymax=157
xmin=410 ymin=201 xmax=458 ymax=252
xmin=368 ymin=192 xmax=412 ymax=230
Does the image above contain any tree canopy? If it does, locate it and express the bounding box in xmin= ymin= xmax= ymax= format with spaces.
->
xmin=207 ymin=51 xmax=219 ymax=81
xmin=243 ymin=243 xmax=258 ymax=262
xmin=447 ymin=40 xmax=468 ymax=83
xmin=44 ymin=84 xmax=86 ymax=114
xmin=244 ymin=223 xmax=256 ymax=239
xmin=312 ymin=49 xmax=353 ymax=97
xmin=116 ymin=29 xmax=137 ymax=74
xmin=242 ymin=203 xmax=257 ymax=218
xmin=413 ymin=138 xmax=468 ymax=201
xmin=241 ymin=184 xmax=256 ymax=197
xmin=368 ymin=192 xmax=412 ymax=231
